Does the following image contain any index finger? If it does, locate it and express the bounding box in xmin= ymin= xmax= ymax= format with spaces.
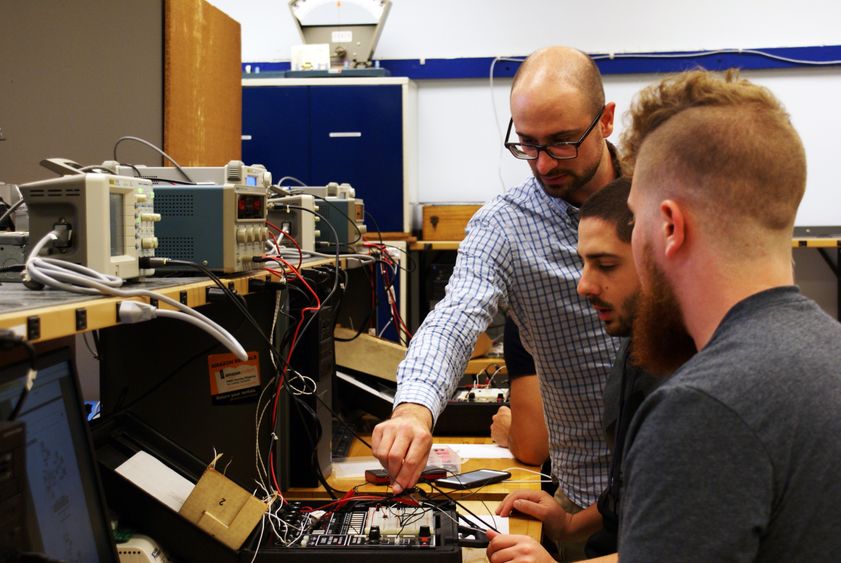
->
xmin=391 ymin=432 xmax=431 ymax=492
xmin=496 ymin=489 xmax=538 ymax=516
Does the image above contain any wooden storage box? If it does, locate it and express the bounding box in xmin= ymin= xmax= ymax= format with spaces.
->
xmin=422 ymin=204 xmax=483 ymax=241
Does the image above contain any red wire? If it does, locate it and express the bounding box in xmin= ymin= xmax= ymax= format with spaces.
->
xmin=362 ymin=243 xmax=412 ymax=342
xmin=262 ymin=257 xmax=322 ymax=493
xmin=266 ymin=220 xmax=303 ymax=270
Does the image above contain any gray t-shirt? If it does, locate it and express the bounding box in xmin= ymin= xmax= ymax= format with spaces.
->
xmin=619 ymin=286 xmax=841 ymax=561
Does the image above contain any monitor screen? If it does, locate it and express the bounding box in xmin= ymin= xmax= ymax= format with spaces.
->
xmin=0 ymin=347 xmax=117 ymax=562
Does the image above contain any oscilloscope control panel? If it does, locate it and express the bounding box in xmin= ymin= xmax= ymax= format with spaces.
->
xmin=20 ymin=173 xmax=160 ymax=279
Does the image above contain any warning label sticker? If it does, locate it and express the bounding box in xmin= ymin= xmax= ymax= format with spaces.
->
xmin=208 ymin=352 xmax=260 ymax=405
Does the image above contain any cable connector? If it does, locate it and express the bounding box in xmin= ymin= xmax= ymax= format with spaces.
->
xmin=138 ymin=256 xmax=171 ymax=269
xmin=118 ymin=301 xmax=157 ymax=324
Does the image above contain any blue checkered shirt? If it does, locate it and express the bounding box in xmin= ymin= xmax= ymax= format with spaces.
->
xmin=395 ymin=176 xmax=620 ymax=507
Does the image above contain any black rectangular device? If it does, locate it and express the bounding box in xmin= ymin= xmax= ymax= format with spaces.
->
xmin=435 ymin=469 xmax=511 ymax=490
xmin=0 ymin=346 xmax=119 ymax=561
xmin=364 ymin=465 xmax=448 ymax=485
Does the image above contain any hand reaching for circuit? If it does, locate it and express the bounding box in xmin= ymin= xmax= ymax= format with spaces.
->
xmin=371 ymin=403 xmax=433 ymax=493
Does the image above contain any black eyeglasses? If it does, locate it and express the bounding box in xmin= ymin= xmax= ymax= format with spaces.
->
xmin=504 ymin=106 xmax=605 ymax=161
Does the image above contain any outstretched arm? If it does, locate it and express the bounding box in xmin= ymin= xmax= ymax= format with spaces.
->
xmin=378 ymin=215 xmax=515 ymax=490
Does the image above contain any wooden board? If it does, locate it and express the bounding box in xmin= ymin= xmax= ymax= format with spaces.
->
xmin=334 ymin=327 xmax=504 ymax=381
xmin=422 ymin=204 xmax=482 ymax=241
xmin=164 ymin=0 xmax=241 ymax=165
xmin=334 ymin=327 xmax=406 ymax=382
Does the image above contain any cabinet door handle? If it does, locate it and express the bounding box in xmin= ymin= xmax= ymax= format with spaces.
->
xmin=328 ymin=132 xmax=362 ymax=138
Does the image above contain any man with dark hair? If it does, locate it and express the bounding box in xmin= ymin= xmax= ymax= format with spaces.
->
xmin=372 ymin=46 xmax=621 ymax=545
xmin=620 ymin=69 xmax=841 ymax=559
xmin=489 ymin=177 xmax=662 ymax=561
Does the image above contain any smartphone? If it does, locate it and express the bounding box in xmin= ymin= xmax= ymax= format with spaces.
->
xmin=435 ymin=469 xmax=511 ymax=490
xmin=364 ymin=465 xmax=449 ymax=485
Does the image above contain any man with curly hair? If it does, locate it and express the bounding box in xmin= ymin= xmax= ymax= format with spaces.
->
xmin=621 ymin=69 xmax=841 ymax=559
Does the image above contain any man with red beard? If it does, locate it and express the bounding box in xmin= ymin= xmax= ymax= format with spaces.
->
xmin=620 ymin=70 xmax=841 ymax=560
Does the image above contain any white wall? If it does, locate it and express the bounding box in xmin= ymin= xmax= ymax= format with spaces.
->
xmin=418 ymin=67 xmax=841 ymax=228
xmin=212 ymin=0 xmax=841 ymax=61
xmin=209 ymin=0 xmax=841 ymax=315
xmin=211 ymin=0 xmax=841 ymax=226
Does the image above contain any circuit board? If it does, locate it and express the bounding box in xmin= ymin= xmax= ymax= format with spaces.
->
xmin=245 ymin=499 xmax=462 ymax=561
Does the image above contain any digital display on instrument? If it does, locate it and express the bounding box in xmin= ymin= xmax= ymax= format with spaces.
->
xmin=237 ymin=195 xmax=264 ymax=219
xmin=109 ymin=193 xmax=124 ymax=256
xmin=246 ymin=175 xmax=257 ymax=186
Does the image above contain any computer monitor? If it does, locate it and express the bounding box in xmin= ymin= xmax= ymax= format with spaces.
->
xmin=0 ymin=346 xmax=118 ymax=562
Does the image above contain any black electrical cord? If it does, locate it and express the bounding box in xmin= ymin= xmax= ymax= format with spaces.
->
xmin=332 ymin=257 xmax=402 ymax=342
xmin=113 ymin=136 xmax=194 ymax=183
xmin=146 ymin=211 xmax=344 ymax=496
xmin=313 ymin=391 xmax=372 ymax=450
xmin=424 ymin=481 xmax=500 ymax=533
xmin=364 ymin=211 xmax=384 ymax=244
xmin=278 ymin=189 xmax=364 ymax=247
xmin=0 ymin=198 xmax=24 ymax=228
xmin=1 ymin=331 xmax=37 ymax=421
xmin=0 ymin=264 xmax=24 ymax=273
xmin=109 ymin=339 xmax=224 ymax=416
xmin=139 ymin=256 xmax=285 ymax=371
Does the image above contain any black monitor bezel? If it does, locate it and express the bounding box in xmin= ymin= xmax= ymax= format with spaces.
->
xmin=0 ymin=345 xmax=119 ymax=562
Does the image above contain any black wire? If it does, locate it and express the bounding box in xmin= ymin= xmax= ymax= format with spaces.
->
xmin=281 ymin=205 xmax=341 ymax=308
xmin=156 ymin=220 xmax=342 ymax=496
xmin=0 ymin=264 xmax=24 ymax=273
xmin=364 ymin=211 xmax=384 ymax=243
xmin=1 ymin=333 xmax=37 ymax=421
xmin=424 ymin=482 xmax=500 ymax=533
xmin=288 ymin=191 xmax=364 ymax=246
xmin=313 ymin=391 xmax=372 ymax=449
xmin=82 ymin=330 xmax=99 ymax=360
xmin=0 ymin=198 xmax=24 ymax=227
xmin=113 ymin=136 xmax=194 ymax=183
xmin=332 ymin=266 xmax=375 ymax=342
xmin=110 ymin=342 xmax=218 ymax=414
xmin=385 ymin=243 xmax=417 ymax=274
xmin=159 ymin=258 xmax=286 ymax=371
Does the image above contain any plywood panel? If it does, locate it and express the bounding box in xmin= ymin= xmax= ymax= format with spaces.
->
xmin=165 ymin=0 xmax=241 ymax=166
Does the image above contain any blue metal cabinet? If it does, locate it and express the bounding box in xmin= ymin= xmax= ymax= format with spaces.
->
xmin=242 ymin=78 xmax=415 ymax=233
xmin=309 ymin=86 xmax=404 ymax=233
xmin=241 ymin=86 xmax=310 ymax=184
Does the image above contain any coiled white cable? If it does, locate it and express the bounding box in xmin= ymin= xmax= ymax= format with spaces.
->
xmin=25 ymin=231 xmax=248 ymax=360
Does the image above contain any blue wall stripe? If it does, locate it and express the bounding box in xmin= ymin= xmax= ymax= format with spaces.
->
xmin=243 ymin=45 xmax=841 ymax=80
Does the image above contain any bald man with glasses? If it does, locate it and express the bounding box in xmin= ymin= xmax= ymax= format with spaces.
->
xmin=373 ymin=46 xmax=620 ymax=557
